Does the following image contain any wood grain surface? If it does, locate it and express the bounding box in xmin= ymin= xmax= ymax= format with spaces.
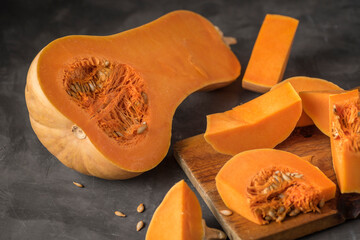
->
xmin=173 ymin=126 xmax=353 ymax=240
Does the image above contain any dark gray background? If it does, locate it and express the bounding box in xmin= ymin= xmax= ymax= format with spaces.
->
xmin=1 ymin=0 xmax=359 ymax=239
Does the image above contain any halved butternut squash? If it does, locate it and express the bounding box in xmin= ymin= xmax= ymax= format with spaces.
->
xmin=300 ymin=90 xmax=345 ymax=136
xmin=146 ymin=180 xmax=226 ymax=240
xmin=330 ymin=90 xmax=360 ymax=193
xmin=242 ymin=14 xmax=299 ymax=93
xmin=216 ymin=149 xmax=336 ymax=225
xmin=204 ymin=82 xmax=302 ymax=155
xmin=271 ymin=76 xmax=343 ymax=127
xmin=25 ymin=10 xmax=240 ymax=179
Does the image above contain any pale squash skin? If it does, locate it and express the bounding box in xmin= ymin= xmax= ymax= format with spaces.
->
xmin=26 ymin=54 xmax=140 ymax=179
xmin=25 ymin=10 xmax=241 ymax=179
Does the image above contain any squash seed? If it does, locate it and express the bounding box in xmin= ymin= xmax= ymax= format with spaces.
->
xmin=277 ymin=206 xmax=285 ymax=214
xmin=73 ymin=181 xmax=84 ymax=188
xmin=114 ymin=211 xmax=126 ymax=217
xmin=72 ymin=125 xmax=86 ymax=139
xmin=75 ymin=82 xmax=81 ymax=92
xmin=293 ymin=173 xmax=303 ymax=179
xmin=264 ymin=216 xmax=272 ymax=221
xmin=104 ymin=60 xmax=110 ymax=67
xmin=88 ymin=82 xmax=95 ymax=92
xmin=220 ymin=209 xmax=233 ymax=216
xmin=319 ymin=198 xmax=325 ymax=208
xmin=288 ymin=208 xmax=300 ymax=217
xmin=137 ymin=122 xmax=147 ymax=134
xmin=115 ymin=131 xmax=124 ymax=137
xmin=142 ymin=92 xmax=148 ymax=104
xmin=136 ymin=221 xmax=144 ymax=231
xmin=137 ymin=203 xmax=145 ymax=213
xmin=268 ymin=209 xmax=276 ymax=219
xmin=70 ymin=84 xmax=77 ymax=92
xmin=281 ymin=172 xmax=291 ymax=182
xmin=333 ymin=105 xmax=337 ymax=114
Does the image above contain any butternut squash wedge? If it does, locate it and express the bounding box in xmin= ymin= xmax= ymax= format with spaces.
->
xmin=146 ymin=180 xmax=226 ymax=240
xmin=242 ymin=14 xmax=299 ymax=93
xmin=216 ymin=149 xmax=336 ymax=225
xmin=299 ymin=90 xmax=344 ymax=136
xmin=330 ymin=90 xmax=360 ymax=193
xmin=272 ymin=76 xmax=343 ymax=126
xmin=25 ymin=10 xmax=240 ymax=179
xmin=204 ymin=82 xmax=302 ymax=155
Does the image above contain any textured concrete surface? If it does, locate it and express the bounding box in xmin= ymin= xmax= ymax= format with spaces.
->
xmin=0 ymin=0 xmax=359 ymax=239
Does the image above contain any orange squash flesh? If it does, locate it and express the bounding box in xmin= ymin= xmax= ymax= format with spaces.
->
xmin=242 ymin=14 xmax=299 ymax=93
xmin=25 ymin=10 xmax=240 ymax=179
xmin=204 ymin=82 xmax=302 ymax=155
xmin=330 ymin=90 xmax=360 ymax=193
xmin=272 ymin=76 xmax=343 ymax=127
xmin=146 ymin=180 xmax=203 ymax=240
xmin=300 ymin=90 xmax=345 ymax=136
xmin=216 ymin=149 xmax=336 ymax=225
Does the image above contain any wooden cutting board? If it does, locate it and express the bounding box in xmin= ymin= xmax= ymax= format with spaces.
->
xmin=174 ymin=126 xmax=360 ymax=240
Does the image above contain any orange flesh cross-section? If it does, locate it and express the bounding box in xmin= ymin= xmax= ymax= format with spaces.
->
xmin=146 ymin=180 xmax=203 ymax=240
xmin=216 ymin=149 xmax=336 ymax=225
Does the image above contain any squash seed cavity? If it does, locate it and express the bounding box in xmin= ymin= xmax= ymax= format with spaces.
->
xmin=331 ymin=99 xmax=360 ymax=152
xmin=63 ymin=58 xmax=148 ymax=145
xmin=247 ymin=167 xmax=324 ymax=224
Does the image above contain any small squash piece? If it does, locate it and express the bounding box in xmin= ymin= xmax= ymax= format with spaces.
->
xmin=272 ymin=76 xmax=343 ymax=127
xmin=242 ymin=14 xmax=299 ymax=93
xmin=146 ymin=180 xmax=226 ymax=240
xmin=330 ymin=90 xmax=360 ymax=193
xmin=204 ymin=82 xmax=302 ymax=155
xmin=216 ymin=149 xmax=336 ymax=225
xmin=299 ymin=90 xmax=345 ymax=136
xmin=25 ymin=10 xmax=240 ymax=179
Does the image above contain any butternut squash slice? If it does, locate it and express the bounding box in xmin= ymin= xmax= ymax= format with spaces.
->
xmin=204 ymin=82 xmax=302 ymax=155
xmin=146 ymin=180 xmax=226 ymax=240
xmin=242 ymin=14 xmax=299 ymax=93
xmin=272 ymin=76 xmax=343 ymax=127
xmin=330 ymin=90 xmax=360 ymax=193
xmin=25 ymin=10 xmax=240 ymax=179
xmin=299 ymin=90 xmax=345 ymax=136
xmin=216 ymin=149 xmax=336 ymax=225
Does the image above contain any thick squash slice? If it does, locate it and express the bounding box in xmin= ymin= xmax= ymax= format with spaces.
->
xmin=300 ymin=90 xmax=345 ymax=136
xmin=204 ymin=82 xmax=302 ymax=155
xmin=216 ymin=149 xmax=336 ymax=225
xmin=272 ymin=76 xmax=343 ymax=127
xmin=146 ymin=180 xmax=226 ymax=240
xmin=242 ymin=14 xmax=299 ymax=93
xmin=25 ymin=10 xmax=240 ymax=179
xmin=330 ymin=90 xmax=360 ymax=193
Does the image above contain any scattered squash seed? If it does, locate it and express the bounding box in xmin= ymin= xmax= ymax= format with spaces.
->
xmin=114 ymin=211 xmax=126 ymax=217
xmin=137 ymin=203 xmax=145 ymax=213
xmin=136 ymin=220 xmax=144 ymax=231
xmin=72 ymin=181 xmax=84 ymax=188
xmin=220 ymin=209 xmax=233 ymax=216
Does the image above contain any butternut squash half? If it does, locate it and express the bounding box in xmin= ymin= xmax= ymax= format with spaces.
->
xmin=216 ymin=149 xmax=336 ymax=225
xmin=25 ymin=10 xmax=240 ymax=179
xmin=204 ymin=82 xmax=302 ymax=155
xmin=146 ymin=180 xmax=226 ymax=240
xmin=271 ymin=76 xmax=343 ymax=127
xmin=330 ymin=90 xmax=360 ymax=193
